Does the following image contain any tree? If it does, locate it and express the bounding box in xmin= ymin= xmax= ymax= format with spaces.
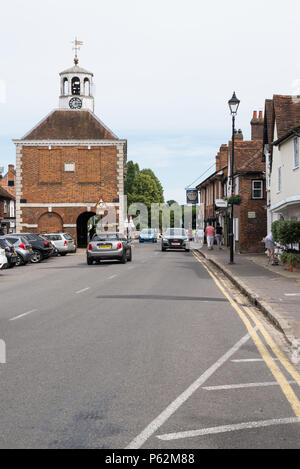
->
xmin=166 ymin=200 xmax=177 ymax=207
xmin=128 ymin=173 xmax=160 ymax=208
xmin=140 ymin=168 xmax=164 ymax=203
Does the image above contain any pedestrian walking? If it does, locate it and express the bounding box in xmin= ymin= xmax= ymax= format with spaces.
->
xmin=262 ymin=232 xmax=275 ymax=265
xmin=196 ymin=227 xmax=204 ymax=246
xmin=216 ymin=223 xmax=223 ymax=249
xmin=205 ymin=223 xmax=215 ymax=250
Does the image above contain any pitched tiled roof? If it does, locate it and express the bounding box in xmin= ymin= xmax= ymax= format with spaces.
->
xmin=0 ymin=187 xmax=14 ymax=200
xmin=273 ymin=95 xmax=300 ymax=139
xmin=263 ymin=99 xmax=275 ymax=148
xmin=228 ymin=140 xmax=264 ymax=172
xmin=22 ymin=110 xmax=118 ymax=140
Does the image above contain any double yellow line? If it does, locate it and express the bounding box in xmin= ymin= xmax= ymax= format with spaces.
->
xmin=193 ymin=250 xmax=300 ymax=420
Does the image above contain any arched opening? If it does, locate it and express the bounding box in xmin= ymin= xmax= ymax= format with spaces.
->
xmin=63 ymin=78 xmax=68 ymax=95
xmin=71 ymin=76 xmax=81 ymax=95
xmin=84 ymin=78 xmax=90 ymax=96
xmin=38 ymin=212 xmax=63 ymax=234
xmin=76 ymin=212 xmax=96 ymax=248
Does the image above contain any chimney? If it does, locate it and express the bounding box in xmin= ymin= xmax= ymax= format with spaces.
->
xmin=234 ymin=129 xmax=243 ymax=140
xmin=251 ymin=110 xmax=264 ymax=140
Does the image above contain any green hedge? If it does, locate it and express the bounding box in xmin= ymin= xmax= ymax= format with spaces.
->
xmin=272 ymin=220 xmax=300 ymax=245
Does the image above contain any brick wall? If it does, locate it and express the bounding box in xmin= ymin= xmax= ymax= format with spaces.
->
xmin=18 ymin=144 xmax=123 ymax=241
xmin=238 ymin=177 xmax=267 ymax=253
xmin=21 ymin=146 xmax=118 ymax=203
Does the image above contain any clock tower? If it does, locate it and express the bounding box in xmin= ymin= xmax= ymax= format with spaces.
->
xmin=59 ymin=58 xmax=94 ymax=112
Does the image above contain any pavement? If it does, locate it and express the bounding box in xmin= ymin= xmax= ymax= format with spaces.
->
xmin=195 ymin=244 xmax=300 ymax=355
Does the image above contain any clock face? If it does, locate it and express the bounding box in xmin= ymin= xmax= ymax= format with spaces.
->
xmin=69 ymin=97 xmax=82 ymax=109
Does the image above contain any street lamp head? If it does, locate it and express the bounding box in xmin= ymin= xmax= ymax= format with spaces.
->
xmin=228 ymin=91 xmax=240 ymax=116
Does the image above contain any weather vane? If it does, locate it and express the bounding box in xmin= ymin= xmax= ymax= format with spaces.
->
xmin=72 ymin=37 xmax=84 ymax=65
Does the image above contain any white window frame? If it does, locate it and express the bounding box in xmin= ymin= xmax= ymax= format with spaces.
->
xmin=252 ymin=180 xmax=264 ymax=199
xmin=9 ymin=200 xmax=15 ymax=218
xmin=294 ymin=137 xmax=299 ymax=169
xmin=3 ymin=200 xmax=7 ymax=213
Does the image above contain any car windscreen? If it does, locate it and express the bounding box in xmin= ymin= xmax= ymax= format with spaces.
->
xmin=165 ymin=229 xmax=187 ymax=237
xmin=93 ymin=234 xmax=120 ymax=241
xmin=0 ymin=239 xmax=9 ymax=248
xmin=141 ymin=229 xmax=155 ymax=234
xmin=63 ymin=234 xmax=73 ymax=240
xmin=46 ymin=235 xmax=62 ymax=241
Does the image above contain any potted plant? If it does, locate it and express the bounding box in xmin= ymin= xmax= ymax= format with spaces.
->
xmin=280 ymin=252 xmax=300 ymax=272
xmin=225 ymin=194 xmax=242 ymax=205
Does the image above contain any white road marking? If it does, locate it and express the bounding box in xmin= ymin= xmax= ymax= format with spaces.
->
xmin=108 ymin=275 xmax=117 ymax=280
xmin=126 ymin=329 xmax=257 ymax=449
xmin=203 ymin=380 xmax=297 ymax=391
xmin=157 ymin=417 xmax=300 ymax=441
xmin=75 ymin=287 xmax=90 ymax=294
xmin=231 ymin=358 xmax=279 ymax=363
xmin=285 ymin=294 xmax=300 ymax=297
xmin=10 ymin=309 xmax=38 ymax=321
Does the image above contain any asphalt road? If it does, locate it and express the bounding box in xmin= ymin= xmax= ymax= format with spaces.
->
xmin=0 ymin=242 xmax=300 ymax=449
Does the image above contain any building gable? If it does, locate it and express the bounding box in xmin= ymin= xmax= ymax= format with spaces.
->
xmin=22 ymin=110 xmax=118 ymax=141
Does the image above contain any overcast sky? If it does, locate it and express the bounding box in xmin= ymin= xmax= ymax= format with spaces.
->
xmin=1 ymin=0 xmax=300 ymax=202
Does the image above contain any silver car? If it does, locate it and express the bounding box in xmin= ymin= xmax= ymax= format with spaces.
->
xmin=87 ymin=232 xmax=132 ymax=265
xmin=43 ymin=233 xmax=76 ymax=255
xmin=4 ymin=235 xmax=34 ymax=266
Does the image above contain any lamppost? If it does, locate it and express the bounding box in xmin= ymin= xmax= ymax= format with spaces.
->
xmin=228 ymin=92 xmax=240 ymax=264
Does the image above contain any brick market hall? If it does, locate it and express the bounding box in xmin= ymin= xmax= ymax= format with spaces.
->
xmin=13 ymin=45 xmax=127 ymax=247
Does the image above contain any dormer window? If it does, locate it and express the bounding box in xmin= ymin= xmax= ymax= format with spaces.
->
xmin=71 ymin=77 xmax=80 ymax=95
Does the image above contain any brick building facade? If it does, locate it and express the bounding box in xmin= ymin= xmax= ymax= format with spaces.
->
xmin=0 ymin=187 xmax=15 ymax=234
xmin=13 ymin=58 xmax=127 ymax=246
xmin=197 ymin=111 xmax=267 ymax=253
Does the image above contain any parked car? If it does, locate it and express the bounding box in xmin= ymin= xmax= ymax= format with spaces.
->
xmin=0 ymin=247 xmax=8 ymax=270
xmin=0 ymin=238 xmax=17 ymax=268
xmin=43 ymin=232 xmax=76 ymax=255
xmin=87 ymin=232 xmax=132 ymax=265
xmin=139 ymin=229 xmax=158 ymax=243
xmin=161 ymin=228 xmax=190 ymax=252
xmin=14 ymin=233 xmax=53 ymax=263
xmin=4 ymin=235 xmax=33 ymax=266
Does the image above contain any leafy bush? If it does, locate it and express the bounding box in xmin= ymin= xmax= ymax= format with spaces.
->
xmin=272 ymin=220 xmax=300 ymax=245
xmin=280 ymin=252 xmax=300 ymax=267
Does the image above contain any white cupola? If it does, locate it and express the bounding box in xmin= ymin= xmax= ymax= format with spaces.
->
xmin=59 ymin=54 xmax=94 ymax=112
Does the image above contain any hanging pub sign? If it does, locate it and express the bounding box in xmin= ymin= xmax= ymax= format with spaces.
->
xmin=186 ymin=189 xmax=199 ymax=204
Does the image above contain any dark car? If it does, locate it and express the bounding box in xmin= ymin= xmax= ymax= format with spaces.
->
xmin=161 ymin=228 xmax=190 ymax=252
xmin=14 ymin=233 xmax=53 ymax=263
xmin=87 ymin=232 xmax=132 ymax=265
xmin=0 ymin=237 xmax=17 ymax=268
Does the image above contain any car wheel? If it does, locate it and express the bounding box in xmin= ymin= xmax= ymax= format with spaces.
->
xmin=30 ymin=250 xmax=43 ymax=263
xmin=127 ymin=248 xmax=132 ymax=262
xmin=60 ymin=253 xmax=67 ymax=256
xmin=87 ymin=257 xmax=93 ymax=265
xmin=15 ymin=254 xmax=23 ymax=266
xmin=161 ymin=247 xmax=166 ymax=252
xmin=121 ymin=252 xmax=127 ymax=264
